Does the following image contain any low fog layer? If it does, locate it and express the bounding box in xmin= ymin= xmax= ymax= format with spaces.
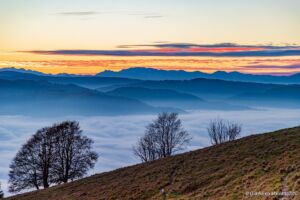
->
xmin=1 ymin=108 xmax=300 ymax=195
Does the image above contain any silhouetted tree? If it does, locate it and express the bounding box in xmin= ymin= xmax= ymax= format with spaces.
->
xmin=9 ymin=126 xmax=55 ymax=192
xmin=0 ymin=182 xmax=4 ymax=198
xmin=134 ymin=112 xmax=191 ymax=162
xmin=133 ymin=132 xmax=158 ymax=162
xmin=8 ymin=121 xmax=98 ymax=193
xmin=207 ymin=118 xmax=242 ymax=145
xmin=51 ymin=121 xmax=98 ymax=183
xmin=227 ymin=121 xmax=242 ymax=141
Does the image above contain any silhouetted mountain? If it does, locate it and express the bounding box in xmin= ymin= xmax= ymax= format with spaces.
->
xmin=0 ymin=67 xmax=48 ymax=76
xmin=97 ymin=67 xmax=208 ymax=80
xmin=130 ymin=78 xmax=278 ymax=100
xmin=106 ymin=87 xmax=249 ymax=110
xmin=1 ymin=68 xmax=299 ymax=110
xmin=0 ymin=80 xmax=176 ymax=116
xmin=0 ymin=67 xmax=81 ymax=77
xmin=211 ymin=71 xmax=300 ymax=84
xmin=0 ymin=70 xmax=43 ymax=79
xmin=0 ymin=70 xmax=142 ymax=89
xmin=263 ymin=85 xmax=300 ymax=99
xmin=3 ymin=67 xmax=300 ymax=84
xmin=97 ymin=67 xmax=300 ymax=84
xmin=232 ymin=85 xmax=300 ymax=107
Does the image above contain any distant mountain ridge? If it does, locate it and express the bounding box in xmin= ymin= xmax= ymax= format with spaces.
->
xmin=2 ymin=67 xmax=300 ymax=84
xmin=0 ymin=67 xmax=48 ymax=76
xmin=0 ymin=67 xmax=80 ymax=77
xmin=0 ymin=67 xmax=300 ymax=112
xmin=0 ymin=69 xmax=142 ymax=89
xmin=0 ymin=79 xmax=181 ymax=116
xmin=98 ymin=68 xmax=208 ymax=80
xmin=105 ymin=87 xmax=249 ymax=110
xmin=231 ymin=84 xmax=300 ymax=108
xmin=97 ymin=67 xmax=300 ymax=84
xmin=130 ymin=78 xmax=277 ymax=100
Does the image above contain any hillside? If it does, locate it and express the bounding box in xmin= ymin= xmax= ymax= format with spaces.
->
xmin=7 ymin=127 xmax=300 ymax=200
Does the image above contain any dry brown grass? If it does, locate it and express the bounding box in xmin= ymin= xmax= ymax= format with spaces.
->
xmin=6 ymin=126 xmax=300 ymax=200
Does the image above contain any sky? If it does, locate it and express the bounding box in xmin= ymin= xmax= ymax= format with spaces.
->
xmin=1 ymin=0 xmax=300 ymax=75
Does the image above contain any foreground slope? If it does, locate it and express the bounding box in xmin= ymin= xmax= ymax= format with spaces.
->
xmin=7 ymin=127 xmax=300 ymax=200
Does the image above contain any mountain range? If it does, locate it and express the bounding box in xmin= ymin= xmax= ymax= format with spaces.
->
xmin=0 ymin=79 xmax=179 ymax=116
xmin=0 ymin=67 xmax=299 ymax=116
xmin=3 ymin=67 xmax=300 ymax=84
xmin=106 ymin=87 xmax=248 ymax=110
xmin=97 ymin=67 xmax=300 ymax=84
xmin=0 ymin=69 xmax=140 ymax=89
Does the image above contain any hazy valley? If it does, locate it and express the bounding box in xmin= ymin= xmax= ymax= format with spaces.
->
xmin=0 ymin=68 xmax=300 ymax=198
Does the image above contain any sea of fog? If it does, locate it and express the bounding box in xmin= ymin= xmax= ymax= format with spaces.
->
xmin=1 ymin=108 xmax=300 ymax=195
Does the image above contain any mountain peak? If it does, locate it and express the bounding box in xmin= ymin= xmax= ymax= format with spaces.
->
xmin=97 ymin=67 xmax=207 ymax=80
xmin=0 ymin=67 xmax=47 ymax=76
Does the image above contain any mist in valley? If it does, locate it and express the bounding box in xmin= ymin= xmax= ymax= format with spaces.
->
xmin=1 ymin=108 xmax=300 ymax=195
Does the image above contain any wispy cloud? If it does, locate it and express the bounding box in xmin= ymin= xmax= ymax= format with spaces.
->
xmin=24 ymin=43 xmax=300 ymax=57
xmin=144 ymin=15 xmax=164 ymax=19
xmin=57 ymin=11 xmax=164 ymax=19
xmin=118 ymin=42 xmax=300 ymax=49
xmin=3 ymin=57 xmax=300 ymax=76
xmin=128 ymin=11 xmax=163 ymax=18
xmin=238 ymin=64 xmax=300 ymax=70
xmin=58 ymin=11 xmax=98 ymax=16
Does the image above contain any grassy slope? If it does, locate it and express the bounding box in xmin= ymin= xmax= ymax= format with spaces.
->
xmin=7 ymin=127 xmax=300 ymax=200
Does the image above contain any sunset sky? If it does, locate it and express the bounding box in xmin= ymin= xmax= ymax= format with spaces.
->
xmin=1 ymin=0 xmax=300 ymax=75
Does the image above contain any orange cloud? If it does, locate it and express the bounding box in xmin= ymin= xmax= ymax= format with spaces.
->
xmin=1 ymin=52 xmax=300 ymax=75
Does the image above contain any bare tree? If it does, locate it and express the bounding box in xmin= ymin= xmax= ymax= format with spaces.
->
xmin=9 ymin=126 xmax=55 ymax=192
xmin=9 ymin=140 xmax=43 ymax=192
xmin=207 ymin=118 xmax=242 ymax=145
xmin=133 ymin=132 xmax=158 ymax=162
xmin=0 ymin=182 xmax=4 ymax=198
xmin=51 ymin=121 xmax=98 ymax=183
xmin=35 ymin=127 xmax=57 ymax=188
xmin=134 ymin=112 xmax=191 ymax=162
xmin=8 ymin=121 xmax=98 ymax=193
xmin=227 ymin=121 xmax=242 ymax=141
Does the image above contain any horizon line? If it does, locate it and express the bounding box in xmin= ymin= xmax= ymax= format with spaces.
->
xmin=0 ymin=66 xmax=298 ymax=77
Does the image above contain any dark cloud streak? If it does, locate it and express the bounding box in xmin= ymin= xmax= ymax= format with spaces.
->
xmin=118 ymin=43 xmax=300 ymax=49
xmin=238 ymin=64 xmax=300 ymax=70
xmin=23 ymin=42 xmax=300 ymax=57
xmin=25 ymin=49 xmax=300 ymax=57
